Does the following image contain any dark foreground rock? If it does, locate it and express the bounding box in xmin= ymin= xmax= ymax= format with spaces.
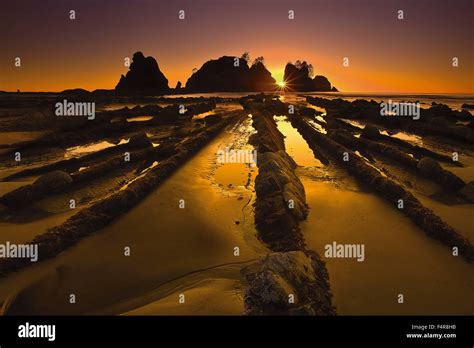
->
xmin=202 ymin=114 xmax=222 ymax=124
xmin=240 ymin=97 xmax=335 ymax=316
xmin=0 ymin=113 xmax=240 ymax=276
xmin=360 ymin=125 xmax=460 ymax=165
xmin=0 ymin=143 xmax=158 ymax=210
xmin=330 ymin=129 xmax=467 ymax=193
xmin=241 ymin=251 xmax=335 ymax=315
xmin=254 ymin=151 xmax=308 ymax=251
xmin=128 ymin=132 xmax=152 ymax=148
xmin=71 ymin=146 xmax=156 ymax=184
xmin=284 ymin=103 xmax=474 ymax=262
xmin=307 ymin=96 xmax=474 ymax=144
xmin=329 ymin=128 xmax=418 ymax=169
xmin=0 ymin=171 xmax=73 ymax=209
xmin=0 ymin=101 xmax=215 ymax=161
xmin=1 ymin=138 xmax=143 ymax=181
xmin=250 ymin=108 xmax=308 ymax=251
xmin=34 ymin=170 xmax=73 ymax=191
xmin=249 ymin=110 xmax=285 ymax=153
xmin=416 ymin=157 xmax=465 ymax=191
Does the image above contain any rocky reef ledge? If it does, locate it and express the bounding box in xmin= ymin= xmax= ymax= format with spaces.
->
xmin=0 ymin=113 xmax=240 ymax=276
xmin=283 ymin=100 xmax=474 ymax=263
xmin=240 ymin=96 xmax=335 ymax=315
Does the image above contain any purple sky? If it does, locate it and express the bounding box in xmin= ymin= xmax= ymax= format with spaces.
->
xmin=1 ymin=0 xmax=473 ymax=92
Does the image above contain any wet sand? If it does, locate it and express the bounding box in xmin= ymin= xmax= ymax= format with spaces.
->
xmin=0 ymin=117 xmax=265 ymax=315
xmin=302 ymin=179 xmax=474 ymax=315
xmin=274 ymin=115 xmax=474 ymax=315
xmin=122 ymin=265 xmax=247 ymax=315
xmin=0 ymin=94 xmax=472 ymax=316
xmin=274 ymin=115 xmax=323 ymax=168
xmin=0 ymin=131 xmax=46 ymax=146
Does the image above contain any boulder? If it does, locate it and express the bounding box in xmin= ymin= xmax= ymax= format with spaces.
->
xmin=417 ymin=157 xmax=465 ymax=190
xmin=34 ymin=170 xmax=73 ymax=191
xmin=1 ymin=170 xmax=73 ymax=209
xmin=155 ymin=143 xmax=177 ymax=158
xmin=128 ymin=133 xmax=152 ymax=148
xmin=137 ymin=104 xmax=162 ymax=116
xmin=299 ymin=107 xmax=316 ymax=118
xmin=361 ymin=124 xmax=381 ymax=139
xmin=417 ymin=157 xmax=443 ymax=175
xmin=241 ymin=251 xmax=335 ymax=315
xmin=203 ymin=114 xmax=222 ymax=124
xmin=0 ymin=185 xmax=40 ymax=208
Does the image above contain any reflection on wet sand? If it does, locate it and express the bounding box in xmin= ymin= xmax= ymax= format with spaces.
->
xmin=273 ymin=108 xmax=474 ymax=315
xmin=0 ymin=118 xmax=265 ymax=315
xmin=0 ymin=93 xmax=472 ymax=316
xmin=302 ymin=179 xmax=474 ymax=315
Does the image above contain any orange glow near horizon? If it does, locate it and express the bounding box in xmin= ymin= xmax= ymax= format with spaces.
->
xmin=2 ymin=57 xmax=473 ymax=94
xmin=2 ymin=1 xmax=472 ymax=94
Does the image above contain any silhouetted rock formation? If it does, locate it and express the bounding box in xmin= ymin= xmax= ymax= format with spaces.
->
xmin=284 ymin=62 xmax=333 ymax=92
xmin=185 ymin=56 xmax=276 ymax=92
xmin=249 ymin=61 xmax=276 ymax=91
xmin=313 ymin=75 xmax=331 ymax=91
xmin=115 ymin=52 xmax=169 ymax=95
xmin=284 ymin=62 xmax=313 ymax=91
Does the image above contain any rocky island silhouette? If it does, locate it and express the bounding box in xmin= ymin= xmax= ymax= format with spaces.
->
xmin=111 ymin=51 xmax=336 ymax=95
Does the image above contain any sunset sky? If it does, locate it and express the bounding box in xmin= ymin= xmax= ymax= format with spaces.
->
xmin=1 ymin=0 xmax=473 ymax=93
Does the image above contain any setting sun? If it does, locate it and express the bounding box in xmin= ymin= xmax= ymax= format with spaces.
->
xmin=278 ymin=81 xmax=286 ymax=88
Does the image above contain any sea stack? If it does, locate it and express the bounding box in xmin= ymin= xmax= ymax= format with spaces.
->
xmin=115 ymin=52 xmax=170 ymax=95
xmin=283 ymin=61 xmax=333 ymax=92
xmin=185 ymin=56 xmax=276 ymax=92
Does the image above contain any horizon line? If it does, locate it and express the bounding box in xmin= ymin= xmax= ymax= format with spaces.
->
xmin=2 ymin=90 xmax=474 ymax=96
